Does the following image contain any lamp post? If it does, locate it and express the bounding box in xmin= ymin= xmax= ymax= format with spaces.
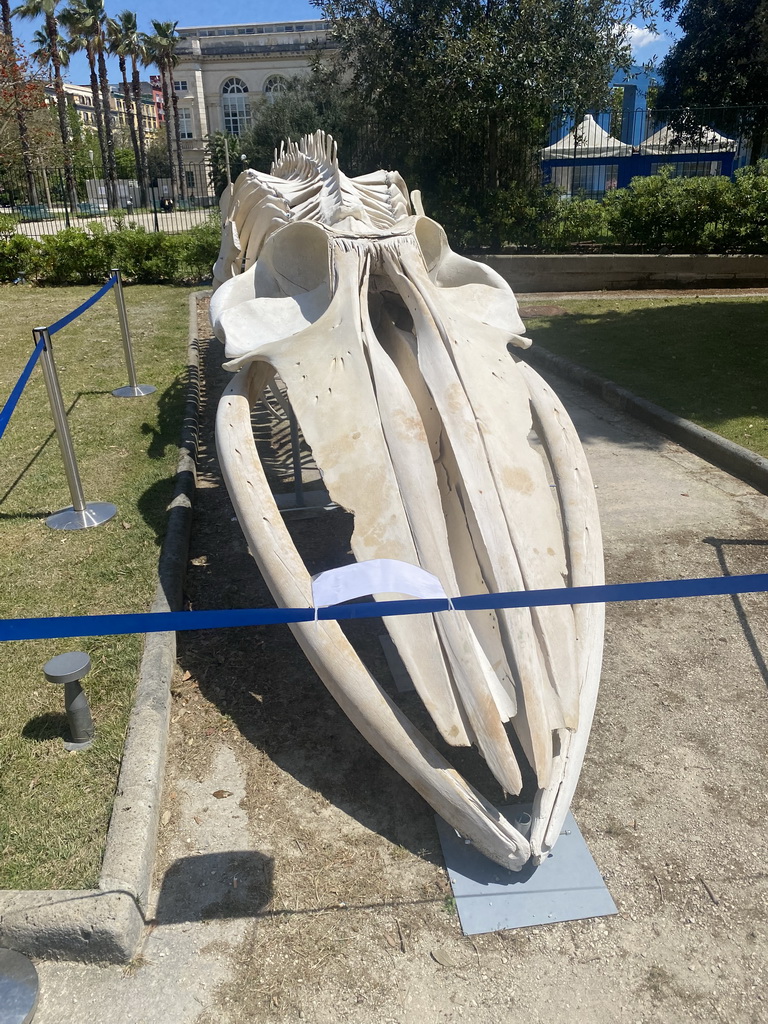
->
xmin=223 ymin=134 xmax=231 ymax=185
xmin=88 ymin=148 xmax=95 ymax=208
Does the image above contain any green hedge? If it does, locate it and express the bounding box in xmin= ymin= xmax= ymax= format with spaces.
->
xmin=0 ymin=216 xmax=221 ymax=285
xmin=3 ymin=164 xmax=768 ymax=275
xmin=438 ymin=161 xmax=768 ymax=252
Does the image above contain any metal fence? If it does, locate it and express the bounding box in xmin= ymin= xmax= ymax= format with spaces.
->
xmin=2 ymin=106 xmax=766 ymax=240
xmin=0 ymin=161 xmax=218 ymax=237
xmin=541 ymin=105 xmax=766 ymax=199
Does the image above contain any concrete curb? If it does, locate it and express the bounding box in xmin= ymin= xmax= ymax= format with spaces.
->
xmin=0 ymin=291 xmax=206 ymax=963
xmin=520 ymin=345 xmax=768 ymax=497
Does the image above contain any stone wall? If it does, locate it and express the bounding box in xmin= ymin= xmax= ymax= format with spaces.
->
xmin=475 ymin=254 xmax=768 ymax=292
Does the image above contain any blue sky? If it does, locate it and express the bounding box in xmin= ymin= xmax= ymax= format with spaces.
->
xmin=16 ymin=0 xmax=320 ymax=82
xmin=13 ymin=0 xmax=678 ymax=85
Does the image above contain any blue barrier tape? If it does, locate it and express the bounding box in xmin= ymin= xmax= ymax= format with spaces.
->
xmin=47 ymin=274 xmax=116 ymax=336
xmin=0 ymin=338 xmax=45 ymax=441
xmin=1 ymin=572 xmax=766 ymax=643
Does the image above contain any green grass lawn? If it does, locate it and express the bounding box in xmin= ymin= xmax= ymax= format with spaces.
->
xmin=523 ymin=297 xmax=768 ymax=458
xmin=0 ymin=283 xmax=191 ymax=890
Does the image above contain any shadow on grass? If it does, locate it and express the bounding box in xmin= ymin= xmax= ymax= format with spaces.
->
xmin=22 ymin=711 xmax=69 ymax=741
xmin=0 ymin=391 xmax=113 ymax=509
xmin=136 ymin=371 xmax=192 ymax=543
xmin=136 ymin=476 xmax=178 ymax=546
xmin=140 ymin=375 xmax=188 ymax=461
xmin=527 ymin=299 xmax=768 ymax=450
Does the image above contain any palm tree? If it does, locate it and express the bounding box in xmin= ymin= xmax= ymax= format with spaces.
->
xmin=106 ymin=11 xmax=144 ymax=202
xmin=123 ymin=12 xmax=151 ymax=206
xmin=31 ymin=22 xmax=73 ymax=200
xmin=1 ymin=1 xmax=39 ymax=203
xmin=60 ymin=8 xmax=106 ymax=198
xmin=30 ymin=19 xmax=60 ymax=63
xmin=145 ymin=19 xmax=186 ymax=199
xmin=61 ymin=0 xmax=117 ymax=207
xmin=142 ymin=24 xmax=176 ymax=199
xmin=12 ymin=0 xmax=78 ymax=210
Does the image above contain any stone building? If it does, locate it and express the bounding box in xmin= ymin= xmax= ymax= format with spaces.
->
xmin=174 ymin=19 xmax=332 ymax=185
xmin=45 ymin=81 xmax=161 ymax=139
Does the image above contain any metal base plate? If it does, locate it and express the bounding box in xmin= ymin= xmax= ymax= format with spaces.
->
xmin=45 ymin=502 xmax=117 ymax=531
xmin=112 ymin=384 xmax=156 ymax=397
xmin=63 ymin=737 xmax=94 ymax=751
xmin=436 ymin=804 xmax=617 ymax=935
xmin=273 ymin=490 xmax=337 ymax=514
xmin=0 ymin=948 xmax=39 ymax=1024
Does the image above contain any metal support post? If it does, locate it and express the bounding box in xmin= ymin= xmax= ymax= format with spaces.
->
xmin=110 ymin=268 xmax=156 ymax=398
xmin=59 ymin=167 xmax=71 ymax=229
xmin=288 ymin=404 xmax=305 ymax=509
xmin=36 ymin=327 xmax=117 ymax=531
xmin=224 ymin=134 xmax=232 ymax=185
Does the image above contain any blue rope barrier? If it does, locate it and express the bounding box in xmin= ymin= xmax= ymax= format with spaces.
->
xmin=1 ymin=572 xmax=766 ymax=643
xmin=47 ymin=274 xmax=116 ymax=336
xmin=0 ymin=338 xmax=45 ymax=441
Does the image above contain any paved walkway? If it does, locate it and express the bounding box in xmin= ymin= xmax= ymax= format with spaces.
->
xmin=14 ymin=206 xmax=211 ymax=240
xmin=29 ymin=349 xmax=768 ymax=1024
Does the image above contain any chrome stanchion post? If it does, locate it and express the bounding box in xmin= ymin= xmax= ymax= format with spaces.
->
xmin=111 ymin=268 xmax=156 ymax=398
xmin=36 ymin=327 xmax=117 ymax=531
xmin=287 ymin=403 xmax=305 ymax=508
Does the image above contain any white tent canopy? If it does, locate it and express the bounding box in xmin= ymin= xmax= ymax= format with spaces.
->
xmin=640 ymin=124 xmax=737 ymax=154
xmin=541 ymin=113 xmax=632 ymax=159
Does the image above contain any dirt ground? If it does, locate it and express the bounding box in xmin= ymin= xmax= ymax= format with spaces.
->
xmin=149 ymin=298 xmax=768 ymax=1024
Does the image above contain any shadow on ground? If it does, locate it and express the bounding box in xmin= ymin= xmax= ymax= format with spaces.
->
xmin=152 ymin=851 xmax=273 ymax=925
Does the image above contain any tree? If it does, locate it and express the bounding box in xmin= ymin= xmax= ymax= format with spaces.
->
xmin=145 ymin=20 xmax=185 ymax=199
xmin=12 ymin=0 xmax=78 ymax=209
xmin=0 ymin=14 xmax=40 ymax=202
xmin=146 ymin=135 xmax=170 ymax=183
xmin=111 ymin=9 xmax=149 ymax=205
xmin=205 ymin=130 xmax=243 ymax=197
xmin=658 ymin=0 xmax=768 ymax=163
xmin=85 ymin=0 xmax=118 ymax=204
xmin=313 ymin=1 xmax=654 ymax=182
xmin=107 ymin=10 xmax=145 ymax=202
xmin=60 ymin=0 xmax=117 ymax=206
xmin=143 ymin=20 xmax=178 ymax=199
xmin=238 ymin=72 xmax=359 ymax=173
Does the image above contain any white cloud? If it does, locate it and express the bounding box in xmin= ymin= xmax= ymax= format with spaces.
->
xmin=627 ymin=24 xmax=663 ymax=51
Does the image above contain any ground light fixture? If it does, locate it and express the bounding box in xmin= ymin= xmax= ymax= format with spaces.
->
xmin=43 ymin=651 xmax=95 ymax=751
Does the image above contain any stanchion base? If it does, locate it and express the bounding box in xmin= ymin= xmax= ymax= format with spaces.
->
xmin=0 ymin=947 xmax=39 ymax=1023
xmin=46 ymin=502 xmax=117 ymax=531
xmin=112 ymin=384 xmax=156 ymax=398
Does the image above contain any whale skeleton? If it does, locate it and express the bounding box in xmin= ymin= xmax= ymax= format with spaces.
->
xmin=210 ymin=131 xmax=604 ymax=871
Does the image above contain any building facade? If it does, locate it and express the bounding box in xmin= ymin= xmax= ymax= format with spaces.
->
xmin=45 ymin=81 xmax=161 ymax=140
xmin=173 ymin=19 xmax=331 ymax=180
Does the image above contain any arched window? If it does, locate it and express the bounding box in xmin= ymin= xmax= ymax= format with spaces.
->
xmin=263 ymin=76 xmax=287 ymax=103
xmin=221 ymin=78 xmax=250 ymax=136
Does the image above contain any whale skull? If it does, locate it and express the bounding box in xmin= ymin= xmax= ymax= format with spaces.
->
xmin=210 ymin=131 xmax=604 ymax=871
